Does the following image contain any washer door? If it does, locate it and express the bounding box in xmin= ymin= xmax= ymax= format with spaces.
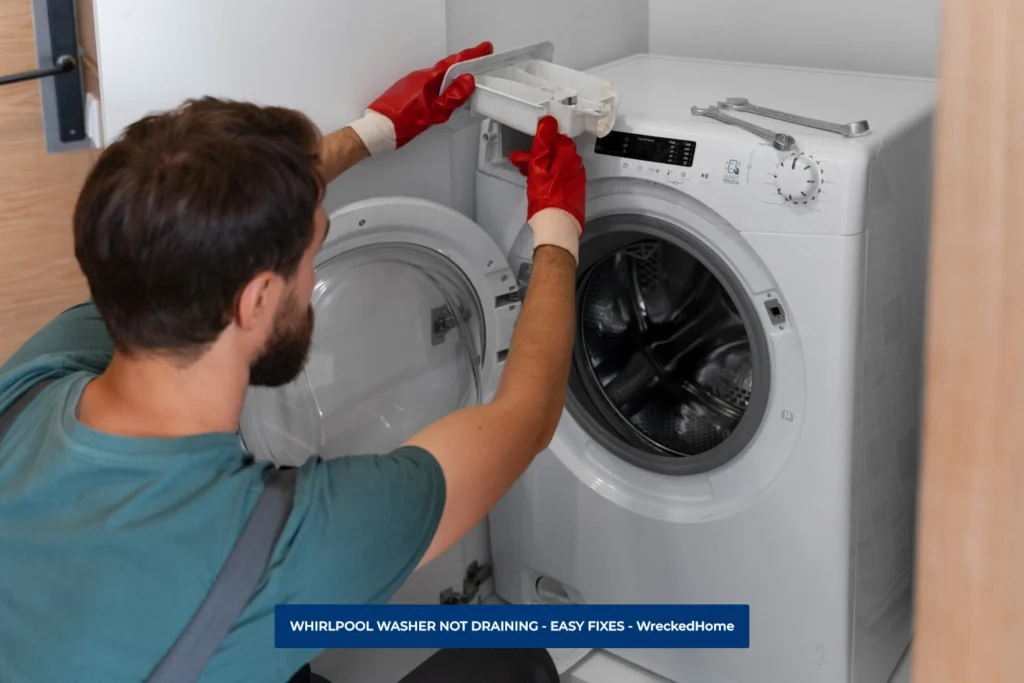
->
xmin=535 ymin=179 xmax=806 ymax=522
xmin=240 ymin=198 xmax=518 ymax=467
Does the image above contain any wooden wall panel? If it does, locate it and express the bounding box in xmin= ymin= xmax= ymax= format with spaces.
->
xmin=913 ymin=0 xmax=1024 ymax=680
xmin=74 ymin=0 xmax=100 ymax=102
xmin=0 ymin=0 xmax=98 ymax=361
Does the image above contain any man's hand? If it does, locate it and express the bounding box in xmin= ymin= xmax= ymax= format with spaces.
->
xmin=318 ymin=42 xmax=492 ymax=184
xmin=509 ymin=115 xmax=587 ymax=263
xmin=349 ymin=42 xmax=494 ymax=155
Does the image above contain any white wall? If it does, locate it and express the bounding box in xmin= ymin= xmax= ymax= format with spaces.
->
xmin=446 ymin=0 xmax=650 ymax=70
xmin=91 ymin=0 xmax=454 ymax=213
xmin=649 ymin=0 xmax=940 ymax=78
xmin=445 ymin=0 xmax=651 ymax=218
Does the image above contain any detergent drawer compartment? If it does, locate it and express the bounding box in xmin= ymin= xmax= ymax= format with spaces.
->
xmin=441 ymin=42 xmax=619 ymax=139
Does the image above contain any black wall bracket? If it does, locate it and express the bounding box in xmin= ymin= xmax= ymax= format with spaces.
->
xmin=1 ymin=0 xmax=87 ymax=146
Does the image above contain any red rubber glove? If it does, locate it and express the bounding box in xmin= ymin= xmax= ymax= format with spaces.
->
xmin=509 ymin=116 xmax=587 ymax=263
xmin=350 ymin=42 xmax=494 ymax=154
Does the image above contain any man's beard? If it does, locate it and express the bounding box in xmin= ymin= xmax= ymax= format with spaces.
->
xmin=249 ymin=297 xmax=315 ymax=388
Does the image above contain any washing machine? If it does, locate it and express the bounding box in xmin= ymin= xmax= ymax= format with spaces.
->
xmin=474 ymin=55 xmax=935 ymax=683
xmin=239 ymin=54 xmax=934 ymax=683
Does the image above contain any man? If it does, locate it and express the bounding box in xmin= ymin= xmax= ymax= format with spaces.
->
xmin=0 ymin=43 xmax=585 ymax=682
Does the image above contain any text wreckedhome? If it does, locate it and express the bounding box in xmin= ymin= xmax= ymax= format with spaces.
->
xmin=288 ymin=620 xmax=738 ymax=633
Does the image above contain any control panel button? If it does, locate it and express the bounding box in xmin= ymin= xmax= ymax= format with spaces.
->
xmin=774 ymin=154 xmax=822 ymax=203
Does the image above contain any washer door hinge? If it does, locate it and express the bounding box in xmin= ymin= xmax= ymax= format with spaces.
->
xmin=516 ymin=263 xmax=533 ymax=295
xmin=495 ymin=264 xmax=531 ymax=310
xmin=439 ymin=561 xmax=493 ymax=605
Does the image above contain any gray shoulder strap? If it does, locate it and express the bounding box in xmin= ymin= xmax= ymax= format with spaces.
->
xmin=0 ymin=379 xmax=56 ymax=441
xmin=0 ymin=378 xmax=297 ymax=683
xmin=145 ymin=467 xmax=298 ymax=683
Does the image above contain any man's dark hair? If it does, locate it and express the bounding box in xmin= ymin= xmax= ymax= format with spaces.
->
xmin=74 ymin=97 xmax=322 ymax=354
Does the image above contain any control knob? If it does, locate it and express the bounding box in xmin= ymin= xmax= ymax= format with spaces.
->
xmin=774 ymin=154 xmax=822 ymax=204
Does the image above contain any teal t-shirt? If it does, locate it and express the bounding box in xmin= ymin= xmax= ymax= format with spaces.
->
xmin=0 ymin=303 xmax=447 ymax=682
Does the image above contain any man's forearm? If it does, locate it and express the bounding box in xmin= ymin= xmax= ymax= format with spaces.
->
xmin=494 ymin=245 xmax=577 ymax=450
xmin=404 ymin=114 xmax=583 ymax=569
xmin=317 ymin=127 xmax=371 ymax=184
xmin=407 ymin=244 xmax=577 ymax=569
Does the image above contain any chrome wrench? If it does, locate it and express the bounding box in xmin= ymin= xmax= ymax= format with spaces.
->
xmin=690 ymin=105 xmax=799 ymax=152
xmin=718 ymin=97 xmax=870 ymax=137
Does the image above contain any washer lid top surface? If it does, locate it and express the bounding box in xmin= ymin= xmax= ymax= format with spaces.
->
xmin=240 ymin=198 xmax=511 ymax=467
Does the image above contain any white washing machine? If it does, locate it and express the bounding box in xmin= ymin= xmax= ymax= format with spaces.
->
xmin=475 ymin=55 xmax=935 ymax=683
xmin=240 ymin=54 xmax=934 ymax=683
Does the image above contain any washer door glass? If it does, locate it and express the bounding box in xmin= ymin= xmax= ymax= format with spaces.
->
xmin=567 ymin=215 xmax=770 ymax=476
xmin=240 ymin=243 xmax=485 ymax=465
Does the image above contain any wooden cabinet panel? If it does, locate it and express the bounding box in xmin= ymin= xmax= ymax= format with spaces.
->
xmin=913 ymin=0 xmax=1024 ymax=680
xmin=0 ymin=0 xmax=98 ymax=361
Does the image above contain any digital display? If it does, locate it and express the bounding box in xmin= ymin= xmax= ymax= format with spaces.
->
xmin=594 ymin=131 xmax=696 ymax=167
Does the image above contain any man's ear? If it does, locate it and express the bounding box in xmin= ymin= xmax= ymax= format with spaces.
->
xmin=235 ymin=272 xmax=281 ymax=332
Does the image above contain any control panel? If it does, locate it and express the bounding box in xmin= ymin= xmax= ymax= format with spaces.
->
xmin=578 ymin=128 xmax=858 ymax=236
xmin=474 ymin=117 xmax=860 ymax=237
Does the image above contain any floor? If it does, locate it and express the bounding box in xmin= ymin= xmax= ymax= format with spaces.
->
xmin=313 ymin=601 xmax=914 ymax=683
xmin=313 ymin=645 xmax=912 ymax=683
xmin=502 ymin=593 xmax=914 ymax=683
xmin=560 ymin=645 xmax=912 ymax=683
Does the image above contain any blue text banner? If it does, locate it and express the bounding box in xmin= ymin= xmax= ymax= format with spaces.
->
xmin=275 ymin=604 xmax=750 ymax=649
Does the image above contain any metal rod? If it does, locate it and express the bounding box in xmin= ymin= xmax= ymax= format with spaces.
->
xmin=0 ymin=54 xmax=75 ymax=87
xmin=690 ymin=105 xmax=799 ymax=152
xmin=719 ymin=98 xmax=870 ymax=137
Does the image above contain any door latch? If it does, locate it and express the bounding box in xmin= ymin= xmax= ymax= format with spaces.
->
xmin=764 ymin=298 xmax=786 ymax=325
xmin=431 ymin=305 xmax=458 ymax=346
xmin=439 ymin=561 xmax=493 ymax=605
